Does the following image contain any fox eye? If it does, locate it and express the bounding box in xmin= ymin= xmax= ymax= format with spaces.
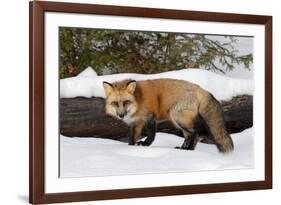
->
xmin=110 ymin=101 xmax=119 ymax=107
xmin=123 ymin=100 xmax=131 ymax=107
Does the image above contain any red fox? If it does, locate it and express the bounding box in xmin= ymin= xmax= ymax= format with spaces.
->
xmin=103 ymin=79 xmax=234 ymax=153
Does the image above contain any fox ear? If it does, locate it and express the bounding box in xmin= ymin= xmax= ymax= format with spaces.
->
xmin=103 ymin=81 xmax=113 ymax=96
xmin=126 ymin=80 xmax=136 ymax=94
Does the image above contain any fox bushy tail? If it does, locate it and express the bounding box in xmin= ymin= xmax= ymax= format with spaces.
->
xmin=199 ymin=94 xmax=234 ymax=153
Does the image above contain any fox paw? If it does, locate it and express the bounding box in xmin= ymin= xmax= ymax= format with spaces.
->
xmin=174 ymin=146 xmax=194 ymax=150
xmin=137 ymin=141 xmax=142 ymax=145
xmin=137 ymin=141 xmax=145 ymax=146
xmin=138 ymin=140 xmax=152 ymax=146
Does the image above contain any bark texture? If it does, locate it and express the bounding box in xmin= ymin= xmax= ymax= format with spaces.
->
xmin=60 ymin=95 xmax=253 ymax=142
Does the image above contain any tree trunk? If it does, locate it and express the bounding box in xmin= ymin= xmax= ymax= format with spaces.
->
xmin=60 ymin=95 xmax=253 ymax=142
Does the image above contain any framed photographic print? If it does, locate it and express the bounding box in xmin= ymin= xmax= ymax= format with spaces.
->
xmin=29 ymin=1 xmax=272 ymax=204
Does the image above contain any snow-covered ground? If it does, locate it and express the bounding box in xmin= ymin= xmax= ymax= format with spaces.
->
xmin=60 ymin=67 xmax=254 ymax=178
xmin=60 ymin=128 xmax=253 ymax=178
xmin=60 ymin=67 xmax=253 ymax=101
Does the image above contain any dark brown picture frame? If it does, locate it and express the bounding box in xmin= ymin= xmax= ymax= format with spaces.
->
xmin=29 ymin=1 xmax=272 ymax=204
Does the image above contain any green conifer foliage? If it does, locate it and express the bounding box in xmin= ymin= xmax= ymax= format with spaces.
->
xmin=59 ymin=28 xmax=253 ymax=78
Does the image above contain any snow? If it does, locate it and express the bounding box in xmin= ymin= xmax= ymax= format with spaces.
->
xmin=76 ymin=66 xmax=98 ymax=77
xmin=60 ymin=128 xmax=253 ymax=178
xmin=60 ymin=67 xmax=253 ymax=101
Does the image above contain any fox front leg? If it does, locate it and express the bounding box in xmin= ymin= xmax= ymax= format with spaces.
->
xmin=129 ymin=126 xmax=136 ymax=145
xmin=129 ymin=121 xmax=145 ymax=146
xmin=138 ymin=115 xmax=156 ymax=146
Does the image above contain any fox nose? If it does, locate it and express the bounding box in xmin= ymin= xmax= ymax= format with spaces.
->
xmin=118 ymin=113 xmax=125 ymax=118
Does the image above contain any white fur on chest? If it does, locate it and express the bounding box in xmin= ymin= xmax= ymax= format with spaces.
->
xmin=123 ymin=115 xmax=136 ymax=125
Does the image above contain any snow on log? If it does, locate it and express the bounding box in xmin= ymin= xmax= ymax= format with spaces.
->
xmin=60 ymin=68 xmax=253 ymax=101
xmin=60 ymin=95 xmax=253 ymax=142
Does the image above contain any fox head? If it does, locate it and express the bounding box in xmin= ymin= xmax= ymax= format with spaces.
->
xmin=102 ymin=80 xmax=138 ymax=123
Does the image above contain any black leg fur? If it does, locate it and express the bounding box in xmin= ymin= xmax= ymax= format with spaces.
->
xmin=129 ymin=125 xmax=136 ymax=145
xmin=138 ymin=115 xmax=156 ymax=146
xmin=175 ymin=135 xmax=197 ymax=150
xmin=176 ymin=123 xmax=201 ymax=150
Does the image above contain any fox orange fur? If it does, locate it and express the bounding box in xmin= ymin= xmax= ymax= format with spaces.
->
xmin=103 ymin=79 xmax=234 ymax=153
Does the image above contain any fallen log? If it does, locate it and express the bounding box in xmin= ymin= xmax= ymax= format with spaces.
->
xmin=60 ymin=95 xmax=253 ymax=142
